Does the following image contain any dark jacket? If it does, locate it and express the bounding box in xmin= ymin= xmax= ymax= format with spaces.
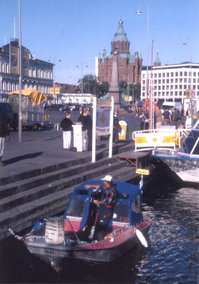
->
xmin=60 ymin=118 xmax=73 ymax=131
xmin=78 ymin=114 xmax=92 ymax=132
xmin=0 ymin=112 xmax=8 ymax=138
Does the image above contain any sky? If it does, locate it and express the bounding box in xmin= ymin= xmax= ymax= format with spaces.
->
xmin=1 ymin=0 xmax=199 ymax=84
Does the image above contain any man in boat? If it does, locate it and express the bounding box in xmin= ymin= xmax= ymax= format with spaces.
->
xmin=84 ymin=175 xmax=118 ymax=241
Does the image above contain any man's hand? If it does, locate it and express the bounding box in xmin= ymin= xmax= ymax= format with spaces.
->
xmin=93 ymin=200 xmax=101 ymax=206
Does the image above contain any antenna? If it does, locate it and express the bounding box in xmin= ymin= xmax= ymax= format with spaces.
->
xmin=14 ymin=16 xmax=16 ymax=39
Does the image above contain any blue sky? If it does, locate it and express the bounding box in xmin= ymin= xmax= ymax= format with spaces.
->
xmin=1 ymin=0 xmax=199 ymax=84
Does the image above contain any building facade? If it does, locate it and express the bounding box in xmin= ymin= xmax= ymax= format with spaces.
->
xmin=96 ymin=19 xmax=142 ymax=100
xmin=141 ymin=63 xmax=199 ymax=103
xmin=0 ymin=39 xmax=53 ymax=98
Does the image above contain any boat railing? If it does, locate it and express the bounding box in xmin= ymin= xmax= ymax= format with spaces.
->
xmin=132 ymin=127 xmax=187 ymax=152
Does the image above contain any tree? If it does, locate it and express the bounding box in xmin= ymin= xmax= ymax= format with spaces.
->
xmin=77 ymin=74 xmax=109 ymax=98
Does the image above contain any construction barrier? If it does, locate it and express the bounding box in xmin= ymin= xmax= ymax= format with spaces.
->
xmin=132 ymin=128 xmax=178 ymax=151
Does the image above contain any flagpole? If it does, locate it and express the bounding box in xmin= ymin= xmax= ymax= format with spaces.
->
xmin=109 ymin=96 xmax=114 ymax=158
xmin=91 ymin=96 xmax=96 ymax=163
xmin=18 ymin=0 xmax=22 ymax=143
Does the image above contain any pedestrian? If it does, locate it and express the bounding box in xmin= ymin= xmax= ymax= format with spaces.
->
xmin=154 ymin=105 xmax=163 ymax=128
xmin=171 ymin=108 xmax=180 ymax=126
xmin=84 ymin=175 xmax=118 ymax=241
xmin=113 ymin=112 xmax=121 ymax=143
xmin=0 ymin=110 xmax=8 ymax=166
xmin=60 ymin=111 xmax=73 ymax=150
xmin=162 ymin=109 xmax=171 ymax=125
xmin=78 ymin=108 xmax=92 ymax=151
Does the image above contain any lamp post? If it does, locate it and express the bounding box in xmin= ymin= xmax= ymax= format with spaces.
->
xmin=136 ymin=2 xmax=154 ymax=129
xmin=49 ymin=58 xmax=61 ymax=103
xmin=76 ymin=63 xmax=88 ymax=99
xmin=18 ymin=0 xmax=22 ymax=143
xmin=183 ymin=42 xmax=194 ymax=126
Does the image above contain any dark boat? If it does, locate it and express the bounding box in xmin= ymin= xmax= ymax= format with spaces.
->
xmin=9 ymin=180 xmax=151 ymax=270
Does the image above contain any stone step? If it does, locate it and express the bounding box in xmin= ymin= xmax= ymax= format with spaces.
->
xmin=0 ymin=158 xmax=125 ymax=213
xmin=0 ymin=156 xmax=117 ymax=199
xmin=0 ymin=155 xmax=91 ymax=187
xmin=0 ymin=142 xmax=132 ymax=187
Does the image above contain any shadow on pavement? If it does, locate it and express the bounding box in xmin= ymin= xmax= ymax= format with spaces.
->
xmin=4 ymin=152 xmax=43 ymax=165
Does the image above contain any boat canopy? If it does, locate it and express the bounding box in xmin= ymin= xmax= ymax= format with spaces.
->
xmin=64 ymin=180 xmax=143 ymax=229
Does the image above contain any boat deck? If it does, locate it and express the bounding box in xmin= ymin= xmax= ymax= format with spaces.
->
xmin=117 ymin=151 xmax=151 ymax=169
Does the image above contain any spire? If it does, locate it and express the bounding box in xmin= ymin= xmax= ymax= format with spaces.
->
xmin=154 ymin=52 xmax=161 ymax=66
xmin=113 ymin=19 xmax=128 ymax=42
xmin=111 ymin=20 xmax=130 ymax=55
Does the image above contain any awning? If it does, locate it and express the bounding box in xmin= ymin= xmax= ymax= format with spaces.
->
xmin=9 ymin=88 xmax=46 ymax=105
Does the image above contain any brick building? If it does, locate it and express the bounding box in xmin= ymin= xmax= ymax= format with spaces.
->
xmin=96 ymin=19 xmax=142 ymax=101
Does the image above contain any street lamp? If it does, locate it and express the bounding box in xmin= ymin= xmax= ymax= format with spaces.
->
xmin=18 ymin=0 xmax=22 ymax=143
xmin=48 ymin=58 xmax=61 ymax=102
xmin=76 ymin=63 xmax=88 ymax=97
xmin=136 ymin=3 xmax=154 ymax=129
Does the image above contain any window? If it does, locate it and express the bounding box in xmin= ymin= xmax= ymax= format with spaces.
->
xmin=131 ymin=195 xmax=141 ymax=214
xmin=114 ymin=203 xmax=128 ymax=223
xmin=66 ymin=199 xmax=84 ymax=217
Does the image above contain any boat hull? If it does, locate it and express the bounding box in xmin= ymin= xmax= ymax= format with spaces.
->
xmin=152 ymin=151 xmax=199 ymax=185
xmin=24 ymin=221 xmax=151 ymax=266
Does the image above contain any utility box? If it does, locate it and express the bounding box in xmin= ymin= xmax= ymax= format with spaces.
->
xmin=118 ymin=120 xmax=127 ymax=141
xmin=72 ymin=124 xmax=83 ymax=152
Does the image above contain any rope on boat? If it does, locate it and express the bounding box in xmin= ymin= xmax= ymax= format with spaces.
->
xmin=8 ymin=228 xmax=24 ymax=240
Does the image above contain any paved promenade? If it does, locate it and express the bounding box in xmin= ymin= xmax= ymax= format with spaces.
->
xmin=1 ymin=129 xmax=107 ymax=180
xmin=0 ymin=110 xmax=139 ymax=181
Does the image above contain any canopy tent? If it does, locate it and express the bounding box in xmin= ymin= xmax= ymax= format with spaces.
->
xmin=9 ymin=88 xmax=46 ymax=105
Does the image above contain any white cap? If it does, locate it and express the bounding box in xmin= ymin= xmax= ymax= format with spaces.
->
xmin=101 ymin=175 xmax=113 ymax=182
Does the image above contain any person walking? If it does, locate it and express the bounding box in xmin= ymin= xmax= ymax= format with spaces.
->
xmin=0 ymin=110 xmax=8 ymax=166
xmin=60 ymin=111 xmax=73 ymax=150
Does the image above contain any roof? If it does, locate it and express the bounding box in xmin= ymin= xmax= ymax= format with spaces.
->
xmin=112 ymin=19 xmax=128 ymax=42
xmin=75 ymin=180 xmax=141 ymax=200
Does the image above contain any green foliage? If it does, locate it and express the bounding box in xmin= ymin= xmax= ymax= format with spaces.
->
xmin=77 ymin=74 xmax=109 ymax=98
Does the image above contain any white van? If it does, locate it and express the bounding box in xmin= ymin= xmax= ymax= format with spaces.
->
xmin=160 ymin=101 xmax=182 ymax=113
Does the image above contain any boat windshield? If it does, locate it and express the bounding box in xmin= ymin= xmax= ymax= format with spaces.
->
xmin=66 ymin=199 xmax=84 ymax=217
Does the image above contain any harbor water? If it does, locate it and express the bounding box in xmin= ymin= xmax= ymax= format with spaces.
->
xmin=0 ymin=186 xmax=198 ymax=284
